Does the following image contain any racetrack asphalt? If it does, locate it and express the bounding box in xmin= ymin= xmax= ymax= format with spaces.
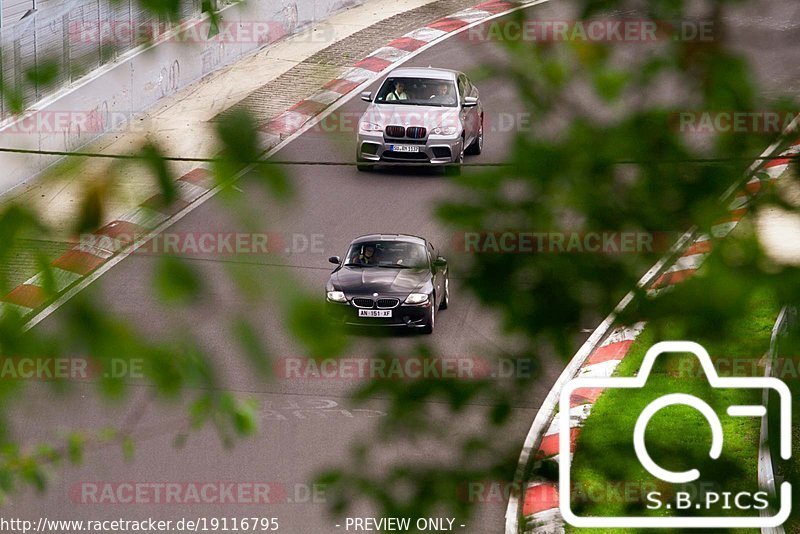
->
xmin=8 ymin=0 xmax=800 ymax=532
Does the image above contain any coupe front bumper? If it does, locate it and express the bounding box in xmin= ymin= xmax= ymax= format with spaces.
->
xmin=326 ymin=300 xmax=432 ymax=328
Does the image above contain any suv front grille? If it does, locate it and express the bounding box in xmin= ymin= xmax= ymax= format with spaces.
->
xmin=352 ymin=298 xmax=374 ymax=308
xmin=406 ymin=127 xmax=427 ymax=139
xmin=385 ymin=125 xmax=405 ymax=138
xmin=376 ymin=298 xmax=400 ymax=309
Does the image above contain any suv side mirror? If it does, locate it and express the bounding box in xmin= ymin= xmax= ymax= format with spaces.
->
xmin=433 ymin=256 xmax=447 ymax=268
xmin=328 ymin=256 xmax=342 ymax=265
xmin=361 ymin=91 xmax=373 ymax=102
xmin=462 ymin=96 xmax=478 ymax=108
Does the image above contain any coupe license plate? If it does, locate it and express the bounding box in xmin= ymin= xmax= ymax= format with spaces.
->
xmin=358 ymin=309 xmax=392 ymax=318
xmin=390 ymin=145 xmax=420 ymax=153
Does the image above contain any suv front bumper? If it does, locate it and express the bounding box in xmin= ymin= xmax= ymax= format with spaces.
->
xmin=357 ymin=131 xmax=463 ymax=165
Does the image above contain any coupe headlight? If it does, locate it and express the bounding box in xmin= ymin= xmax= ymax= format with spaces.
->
xmin=432 ymin=126 xmax=458 ymax=136
xmin=404 ymin=293 xmax=430 ymax=305
xmin=360 ymin=122 xmax=383 ymax=132
xmin=327 ymin=291 xmax=347 ymax=303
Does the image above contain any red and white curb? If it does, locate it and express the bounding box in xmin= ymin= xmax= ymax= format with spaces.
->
xmin=510 ymin=137 xmax=799 ymax=533
xmin=0 ymin=168 xmax=215 ymax=320
xmin=2 ymin=0 xmax=547 ymax=324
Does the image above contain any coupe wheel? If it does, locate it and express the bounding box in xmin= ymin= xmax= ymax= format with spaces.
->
xmin=421 ymin=301 xmax=435 ymax=334
xmin=439 ymin=274 xmax=449 ymax=310
xmin=465 ymin=116 xmax=483 ymax=155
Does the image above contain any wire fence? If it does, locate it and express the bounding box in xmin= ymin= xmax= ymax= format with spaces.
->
xmin=0 ymin=0 xmax=204 ymax=121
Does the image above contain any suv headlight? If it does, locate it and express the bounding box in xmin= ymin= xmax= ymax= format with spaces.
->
xmin=360 ymin=122 xmax=383 ymax=132
xmin=404 ymin=293 xmax=429 ymax=305
xmin=327 ymin=291 xmax=347 ymax=303
xmin=432 ymin=126 xmax=458 ymax=136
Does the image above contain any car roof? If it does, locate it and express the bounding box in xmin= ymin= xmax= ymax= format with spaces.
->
xmin=350 ymin=234 xmax=428 ymax=246
xmin=383 ymin=67 xmax=459 ymax=81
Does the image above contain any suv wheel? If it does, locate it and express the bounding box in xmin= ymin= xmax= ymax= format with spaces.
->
xmin=465 ymin=117 xmax=483 ymax=155
xmin=445 ymin=147 xmax=464 ymax=177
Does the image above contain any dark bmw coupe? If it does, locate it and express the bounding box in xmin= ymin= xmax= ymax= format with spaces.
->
xmin=325 ymin=234 xmax=449 ymax=334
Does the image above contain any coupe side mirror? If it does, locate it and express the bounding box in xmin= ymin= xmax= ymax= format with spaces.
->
xmin=328 ymin=256 xmax=342 ymax=265
xmin=433 ymin=256 xmax=447 ymax=268
xmin=360 ymin=91 xmax=373 ymax=102
xmin=462 ymin=96 xmax=478 ymax=108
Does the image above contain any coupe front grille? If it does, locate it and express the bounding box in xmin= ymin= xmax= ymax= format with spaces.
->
xmin=376 ymin=298 xmax=400 ymax=309
xmin=352 ymin=298 xmax=374 ymax=308
xmin=406 ymin=127 xmax=427 ymax=139
xmin=385 ymin=125 xmax=405 ymax=138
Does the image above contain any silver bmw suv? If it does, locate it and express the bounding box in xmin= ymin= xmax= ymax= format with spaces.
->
xmin=356 ymin=67 xmax=484 ymax=175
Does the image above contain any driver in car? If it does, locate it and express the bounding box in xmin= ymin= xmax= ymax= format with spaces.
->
xmin=353 ymin=244 xmax=378 ymax=265
xmin=429 ymin=82 xmax=456 ymax=105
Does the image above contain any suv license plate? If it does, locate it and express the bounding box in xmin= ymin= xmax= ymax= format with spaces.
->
xmin=390 ymin=145 xmax=420 ymax=153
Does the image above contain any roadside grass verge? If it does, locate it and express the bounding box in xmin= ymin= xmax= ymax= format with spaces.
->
xmin=773 ymin=322 xmax=800 ymax=533
xmin=564 ymin=295 xmax=779 ymax=534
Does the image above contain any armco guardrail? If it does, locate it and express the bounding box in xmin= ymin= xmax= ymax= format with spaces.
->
xmin=0 ymin=0 xmax=364 ymax=195
xmin=760 ymin=305 xmax=795 ymax=534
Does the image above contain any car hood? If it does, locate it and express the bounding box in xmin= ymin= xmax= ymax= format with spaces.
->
xmin=362 ymin=104 xmax=460 ymax=130
xmin=331 ymin=266 xmax=430 ymax=295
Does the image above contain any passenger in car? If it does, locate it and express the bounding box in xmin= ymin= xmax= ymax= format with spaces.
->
xmin=386 ymin=81 xmax=408 ymax=101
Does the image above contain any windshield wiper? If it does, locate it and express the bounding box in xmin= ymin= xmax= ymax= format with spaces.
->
xmin=344 ymin=263 xmax=375 ymax=267
xmin=377 ymin=101 xmax=444 ymax=107
xmin=377 ymin=264 xmax=414 ymax=269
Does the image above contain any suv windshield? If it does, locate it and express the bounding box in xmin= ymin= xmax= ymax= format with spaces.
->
xmin=374 ymin=77 xmax=458 ymax=108
xmin=344 ymin=241 xmax=429 ymax=268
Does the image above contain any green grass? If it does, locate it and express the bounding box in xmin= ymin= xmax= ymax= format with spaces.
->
xmin=773 ymin=325 xmax=800 ymax=533
xmin=564 ymin=297 xmax=779 ymax=534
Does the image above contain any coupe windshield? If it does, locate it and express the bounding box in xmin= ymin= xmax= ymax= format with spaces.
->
xmin=344 ymin=241 xmax=429 ymax=268
xmin=374 ymin=77 xmax=458 ymax=108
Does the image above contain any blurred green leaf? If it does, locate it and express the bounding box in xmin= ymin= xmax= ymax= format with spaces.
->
xmin=67 ymin=433 xmax=85 ymax=465
xmin=153 ymin=256 xmax=202 ymax=304
xmin=141 ymin=142 xmax=178 ymax=205
xmin=121 ymin=437 xmax=135 ymax=461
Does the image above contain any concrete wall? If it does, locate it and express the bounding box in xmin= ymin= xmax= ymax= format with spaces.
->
xmin=0 ymin=0 xmax=363 ymax=195
xmin=0 ymin=0 xmax=33 ymax=28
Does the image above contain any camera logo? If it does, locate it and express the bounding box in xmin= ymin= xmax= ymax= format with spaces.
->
xmin=559 ymin=341 xmax=792 ymax=528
